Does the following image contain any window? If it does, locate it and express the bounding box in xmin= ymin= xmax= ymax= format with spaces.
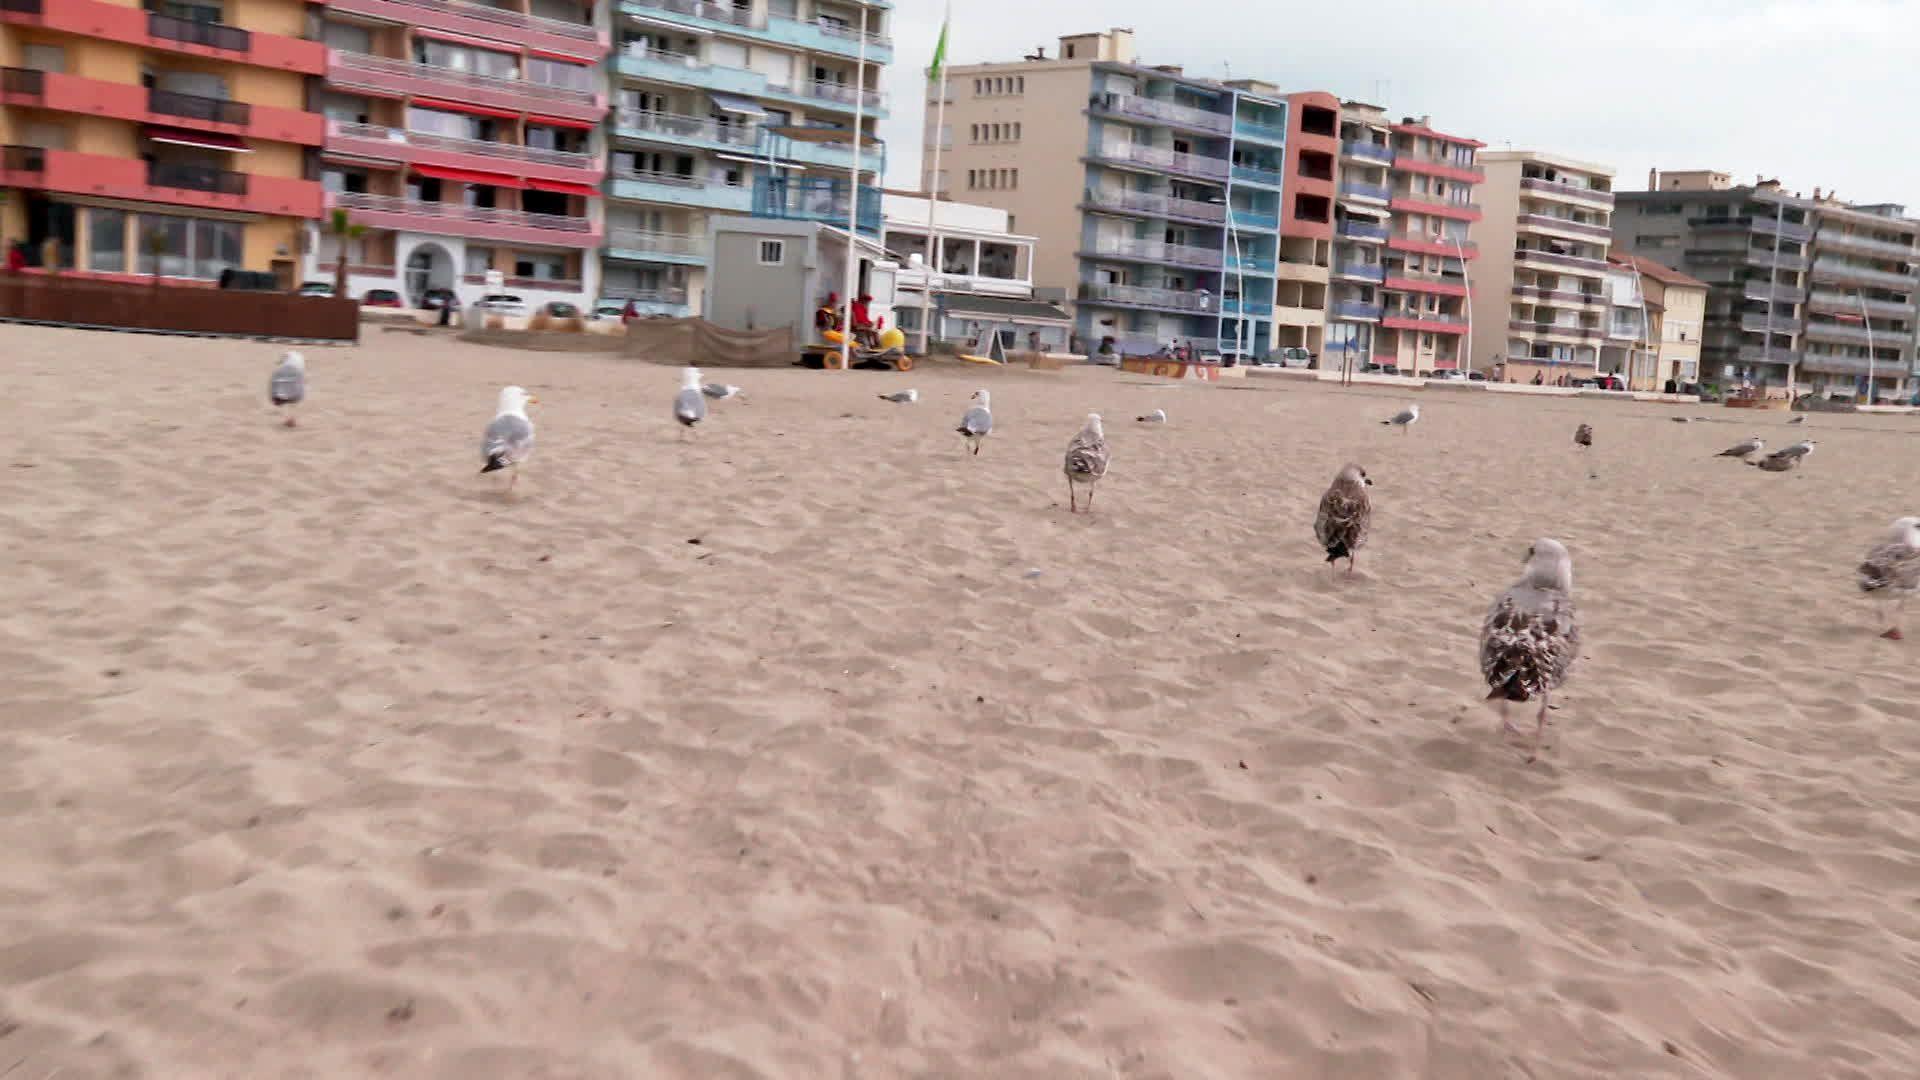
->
xmin=514 ymin=252 xmax=568 ymax=280
xmin=134 ymin=214 xmax=235 ymax=281
xmin=1016 ymin=76 xmax=1024 ymax=93
xmin=758 ymin=239 xmax=785 ymax=265
xmin=526 ymin=56 xmax=592 ymax=92
xmin=136 ymin=215 xmax=190 ymax=278
xmin=87 ymin=208 xmax=126 ymax=273
xmin=465 ymin=247 xmax=495 ymax=275
xmin=21 ymin=44 xmax=65 ymax=72
xmin=193 ymin=217 xmax=241 ymax=280
xmin=1013 ymin=122 xmax=1022 ymax=140
xmin=1065 ymin=43 xmax=1076 ymax=58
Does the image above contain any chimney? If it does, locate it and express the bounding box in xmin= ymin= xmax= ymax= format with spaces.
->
xmin=1647 ymin=167 xmax=1657 ymax=191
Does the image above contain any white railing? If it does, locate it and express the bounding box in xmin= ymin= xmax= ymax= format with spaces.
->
xmin=779 ymin=76 xmax=885 ymax=110
xmin=1086 ymin=237 xmax=1222 ymax=267
xmin=626 ymin=0 xmax=758 ymax=28
xmin=606 ymin=228 xmax=706 ymax=256
xmin=336 ymin=0 xmax=600 ymax=42
xmin=1099 ymin=142 xmax=1231 ymax=180
xmin=332 ymin=191 xmax=593 ymax=232
xmin=1083 ymin=188 xmax=1226 ymax=222
xmin=332 ymin=122 xmax=596 ymax=170
xmin=328 ymin=50 xmax=597 ymax=105
xmin=1093 ymin=92 xmax=1232 ymax=134
xmin=614 ymin=109 xmax=758 ymax=147
xmin=613 ymin=170 xmax=712 ymax=190
xmin=1080 ymin=281 xmax=1217 ymax=311
xmin=804 ymin=16 xmax=891 ymax=48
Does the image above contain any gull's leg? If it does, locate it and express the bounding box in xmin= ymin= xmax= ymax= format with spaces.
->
xmin=1527 ymin=691 xmax=1550 ymax=762
xmin=1086 ymin=484 xmax=1096 ymax=512
xmin=1498 ymin=698 xmax=1524 ymax=738
xmin=1883 ymin=595 xmax=1907 ymax=640
xmin=1348 ymin=552 xmax=1357 ymax=578
xmin=507 ymin=468 xmax=518 ymax=494
xmin=1068 ymin=479 xmax=1076 ymax=513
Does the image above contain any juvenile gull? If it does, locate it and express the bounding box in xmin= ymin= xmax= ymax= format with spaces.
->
xmin=1573 ymin=423 xmax=1593 ymax=448
xmin=674 ymin=367 xmax=708 ymax=434
xmin=479 ymin=385 xmax=537 ymax=492
xmin=1789 ymin=415 xmax=1807 ymax=425
xmin=876 ymin=389 xmax=919 ymax=404
xmin=1857 ymin=516 xmax=1920 ymax=640
xmin=1381 ymin=404 xmax=1420 ymax=433
xmin=269 ymin=350 xmax=305 ymax=427
xmin=1716 ymin=435 xmax=1765 ymax=459
xmin=1063 ymin=412 xmax=1110 ymax=513
xmin=956 ymin=389 xmax=992 ymax=455
xmin=701 ymin=382 xmax=743 ymax=401
xmin=1314 ymin=463 xmax=1373 ymax=576
xmin=1136 ymin=409 xmax=1167 ymax=423
xmin=1754 ymin=453 xmax=1802 ymax=473
xmin=1479 ymin=538 xmax=1579 ymax=762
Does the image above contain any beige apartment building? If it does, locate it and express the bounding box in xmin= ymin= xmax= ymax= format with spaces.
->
xmin=926 ymin=28 xmax=1305 ymax=359
xmin=1468 ymin=151 xmax=1617 ymax=383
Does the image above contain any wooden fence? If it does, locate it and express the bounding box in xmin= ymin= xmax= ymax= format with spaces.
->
xmin=0 ymin=274 xmax=359 ymax=342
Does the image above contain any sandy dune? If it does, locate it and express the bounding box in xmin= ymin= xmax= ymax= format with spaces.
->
xmin=2 ymin=323 xmax=1918 ymax=1078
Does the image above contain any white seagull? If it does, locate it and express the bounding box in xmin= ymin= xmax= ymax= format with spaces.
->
xmin=1858 ymin=516 xmax=1920 ymax=640
xmin=269 ymin=350 xmax=306 ymax=427
xmin=480 ymin=385 xmax=537 ymax=492
xmin=877 ymin=389 xmax=919 ymax=404
xmin=1382 ymin=404 xmax=1420 ymax=433
xmin=957 ymin=389 xmax=993 ymax=455
xmin=701 ymin=382 xmax=743 ymax=401
xmin=1063 ymin=412 xmax=1110 ymax=513
xmin=674 ymin=366 xmax=708 ymax=435
xmin=1136 ymin=409 xmax=1167 ymax=424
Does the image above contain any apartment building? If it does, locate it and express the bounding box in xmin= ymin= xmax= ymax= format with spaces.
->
xmin=1603 ymin=253 xmax=1706 ymax=390
xmin=1468 ymin=151 xmax=1615 ymax=383
xmin=1326 ymin=106 xmax=1484 ymax=372
xmin=1266 ymin=87 xmax=1333 ymax=355
xmin=1614 ymin=170 xmax=1918 ymax=398
xmin=607 ymin=0 xmax=888 ymax=317
xmin=927 ymin=28 xmax=1296 ymax=360
xmin=0 ymin=0 xmax=325 ymax=285
xmin=306 ymin=0 xmax=608 ymax=308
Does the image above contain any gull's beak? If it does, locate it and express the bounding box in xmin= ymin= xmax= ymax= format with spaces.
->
xmin=528 ymin=395 xmax=541 ymax=405
xmin=1364 ymin=477 xmax=1374 ymax=486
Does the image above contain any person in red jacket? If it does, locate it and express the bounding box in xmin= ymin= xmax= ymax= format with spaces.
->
xmin=850 ymin=293 xmax=877 ymax=348
xmin=5 ymin=241 xmax=26 ymax=273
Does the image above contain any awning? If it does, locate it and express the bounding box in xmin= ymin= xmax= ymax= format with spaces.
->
xmin=411 ymin=97 xmax=521 ymax=121
xmin=709 ymin=92 xmax=767 ymax=117
xmin=414 ymin=27 xmax=518 ymax=53
xmin=526 ymin=113 xmax=596 ymax=131
xmin=526 ymin=46 xmax=599 ymax=64
xmin=411 ymin=163 xmax=527 ymax=188
xmin=526 ymin=178 xmax=598 ymax=198
xmin=143 ymin=125 xmax=250 ymax=153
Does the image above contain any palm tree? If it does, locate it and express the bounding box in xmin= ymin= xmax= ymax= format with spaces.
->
xmin=324 ymin=208 xmax=366 ymax=298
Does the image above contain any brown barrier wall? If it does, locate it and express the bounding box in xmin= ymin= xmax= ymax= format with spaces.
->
xmin=0 ymin=276 xmax=359 ymax=342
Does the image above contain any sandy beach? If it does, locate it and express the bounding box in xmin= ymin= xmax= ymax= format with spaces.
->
xmin=3 ymin=323 xmax=1919 ymax=1078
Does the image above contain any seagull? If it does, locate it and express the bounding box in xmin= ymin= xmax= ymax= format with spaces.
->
xmin=674 ymin=366 xmax=708 ymax=435
xmin=480 ymin=385 xmax=537 ymax=492
xmin=1136 ymin=409 xmax=1167 ymax=423
xmin=1314 ymin=463 xmax=1373 ymax=577
xmin=269 ymin=350 xmax=305 ymax=427
xmin=1381 ymin=404 xmax=1419 ymax=433
xmin=1754 ymin=453 xmax=1802 ymax=473
xmin=1773 ymin=439 xmax=1816 ymax=460
xmin=1670 ymin=416 xmax=1694 ymax=424
xmin=1789 ymin=415 xmax=1807 ymax=425
xmin=1859 ymin=517 xmax=1920 ymax=640
xmin=701 ymin=382 xmax=743 ymax=401
xmin=956 ymin=389 xmax=992 ymax=455
xmin=876 ymin=389 xmax=919 ymax=404
xmin=1573 ymin=423 xmax=1593 ymax=448
xmin=1716 ymin=436 xmax=1765 ymax=459
xmin=1063 ymin=412 xmax=1110 ymax=513
xmin=1479 ymin=538 xmax=1579 ymax=762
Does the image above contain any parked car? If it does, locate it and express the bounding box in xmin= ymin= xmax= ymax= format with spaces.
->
xmin=591 ymin=302 xmax=627 ymax=321
xmin=1362 ymin=362 xmax=1401 ymax=375
xmin=1467 ymin=371 xmax=1488 ymax=382
xmin=297 ymin=281 xmax=334 ymax=297
xmin=542 ymin=300 xmax=581 ymax=319
xmin=1276 ymin=346 xmax=1315 ymax=368
xmin=218 ymin=268 xmax=280 ymax=292
xmin=1431 ymin=369 xmax=1469 ymax=381
xmin=361 ymin=288 xmax=403 ymax=308
xmin=1416 ymin=369 xmax=1434 ymax=379
xmin=420 ymin=287 xmax=458 ymax=311
xmin=473 ymin=293 xmax=526 ymax=316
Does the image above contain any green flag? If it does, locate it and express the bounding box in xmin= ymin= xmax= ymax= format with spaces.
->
xmin=929 ymin=14 xmax=949 ymax=82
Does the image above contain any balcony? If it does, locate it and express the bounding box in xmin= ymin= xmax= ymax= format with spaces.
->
xmin=0 ymin=68 xmax=323 ymax=145
xmin=1392 ymin=151 xmax=1483 ymax=183
xmin=1334 ymin=262 xmax=1385 ymax=282
xmin=1341 ymin=140 xmax=1393 ymax=165
xmin=615 ymin=46 xmax=765 ymax=96
xmin=1514 ymin=247 xmax=1609 ymax=275
xmin=1513 ymin=284 xmax=1606 ymax=308
xmin=753 ymin=176 xmax=881 ymax=233
xmin=1227 ymin=252 xmax=1276 ymax=273
xmin=1389 ymin=235 xmax=1477 ymax=259
xmin=772 ymin=76 xmax=887 ymax=116
xmin=1222 ymin=297 xmax=1273 ymax=317
xmin=1509 ymin=319 xmax=1604 ymax=341
xmin=1384 ymin=274 xmax=1468 ymax=298
xmin=328 ymin=122 xmax=600 ymax=184
xmin=1696 ymin=248 xmax=1809 ymax=273
xmin=1089 ymin=92 xmax=1232 ymax=135
xmin=0 ymin=145 xmax=321 ymax=218
xmin=1080 ymin=237 xmax=1223 ymax=269
xmin=602 ymin=287 xmax=691 ymax=317
xmin=621 ymin=0 xmax=895 ymax=63
xmin=1798 ymin=352 xmax=1891 ymax=376
xmin=1688 ymin=214 xmax=1813 ymax=244
xmin=615 ymin=109 xmax=758 ymax=154
xmin=1338 ymin=181 xmax=1391 ymax=203
xmin=1735 ymin=344 xmax=1801 ymax=367
xmin=1520 ymin=177 xmax=1614 ymax=206
xmin=1231 ymin=163 xmax=1285 ymax=188
xmin=1810 ymin=257 xmax=1919 ymax=290
xmin=1080 ymin=188 xmax=1226 ymax=225
xmin=330 ymin=191 xmax=598 ymax=247
xmin=606 ymin=228 xmax=708 ymax=266
xmin=1229 ymin=208 xmax=1280 ymax=231
xmin=610 ymin=171 xmax=753 ymax=213
xmin=0 ymin=0 xmax=325 ymax=74
xmin=1234 ymin=117 xmax=1288 ymax=145
xmin=1390 ymin=195 xmax=1482 ymax=222
xmin=1806 ymin=289 xmax=1911 ymax=318
xmin=1089 ymin=142 xmax=1232 ymax=181
xmin=330 ymin=51 xmax=604 ymax=124
xmin=1382 ymin=312 xmax=1468 ymax=334
xmin=1516 ymin=214 xmax=1609 ymax=240
xmin=1079 ymin=281 xmax=1221 ymax=314
xmin=1273 ymin=260 xmax=1330 ymax=283
xmin=331 ymin=0 xmax=606 ymax=60
xmin=1332 ymin=301 xmax=1383 ymax=322
xmin=1802 ymin=320 xmax=1884 ymax=346
xmin=1737 ymin=312 xmax=1799 ymax=335
xmin=1817 ymin=229 xmax=1919 ymax=261
xmin=1744 ymin=279 xmax=1807 ymax=304
xmin=1338 ymin=220 xmax=1389 ymax=242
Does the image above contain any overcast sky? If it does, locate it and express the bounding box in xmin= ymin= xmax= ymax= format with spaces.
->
xmin=875 ymin=0 xmax=1920 ymax=205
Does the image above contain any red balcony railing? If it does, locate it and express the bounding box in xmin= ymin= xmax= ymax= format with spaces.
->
xmin=328 ymin=122 xmax=601 ymax=183
xmin=0 ymin=0 xmax=326 ymax=73
xmin=2 ymin=147 xmax=321 ymax=217
xmin=328 ymin=0 xmax=607 ymax=58
xmin=0 ymin=68 xmax=322 ymax=145
xmin=326 ymin=51 xmax=604 ymax=124
xmin=1389 ymin=195 xmax=1482 ymax=222
xmin=329 ymin=191 xmax=600 ymax=248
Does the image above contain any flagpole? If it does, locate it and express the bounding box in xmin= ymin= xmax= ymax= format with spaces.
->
xmin=917 ymin=32 xmax=950 ymax=354
xmin=836 ymin=4 xmax=870 ymax=372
